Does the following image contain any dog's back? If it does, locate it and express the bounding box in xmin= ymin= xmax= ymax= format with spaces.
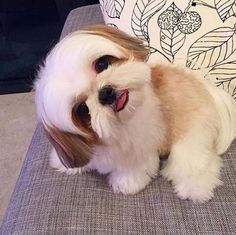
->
xmin=151 ymin=63 xmax=236 ymax=155
xmin=205 ymin=83 xmax=236 ymax=154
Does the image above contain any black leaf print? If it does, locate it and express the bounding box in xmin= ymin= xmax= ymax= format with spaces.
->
xmin=168 ymin=2 xmax=183 ymax=15
xmin=215 ymin=0 xmax=236 ymax=22
xmin=158 ymin=3 xmax=182 ymax=30
xmin=131 ymin=0 xmax=167 ymax=42
xmin=148 ymin=46 xmax=172 ymax=62
xmin=160 ymin=27 xmax=186 ymax=62
xmin=158 ymin=3 xmax=186 ymax=62
xmin=177 ymin=11 xmax=202 ymax=34
xmin=103 ymin=0 xmax=125 ymax=19
xmin=158 ymin=2 xmax=202 ymax=34
xmin=207 ymin=60 xmax=236 ymax=99
xmin=186 ymin=25 xmax=236 ymax=69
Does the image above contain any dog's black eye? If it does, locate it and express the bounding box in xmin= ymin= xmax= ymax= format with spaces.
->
xmin=95 ymin=56 xmax=110 ymax=73
xmin=94 ymin=55 xmax=120 ymax=73
xmin=75 ymin=102 xmax=89 ymax=124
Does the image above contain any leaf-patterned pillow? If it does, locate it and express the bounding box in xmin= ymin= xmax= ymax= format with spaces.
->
xmin=99 ymin=0 xmax=236 ymax=100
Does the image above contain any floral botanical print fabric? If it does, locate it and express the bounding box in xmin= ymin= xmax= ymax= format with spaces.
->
xmin=100 ymin=0 xmax=236 ymax=100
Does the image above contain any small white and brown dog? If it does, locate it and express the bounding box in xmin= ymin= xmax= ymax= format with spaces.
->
xmin=35 ymin=25 xmax=236 ymax=203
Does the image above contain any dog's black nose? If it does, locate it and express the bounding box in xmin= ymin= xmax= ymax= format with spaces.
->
xmin=99 ymin=86 xmax=116 ymax=105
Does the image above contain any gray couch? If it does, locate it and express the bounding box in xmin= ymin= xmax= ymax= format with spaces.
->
xmin=1 ymin=5 xmax=236 ymax=235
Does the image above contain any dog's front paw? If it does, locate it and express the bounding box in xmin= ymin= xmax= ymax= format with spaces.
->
xmin=164 ymin=171 xmax=222 ymax=203
xmin=109 ymin=170 xmax=151 ymax=195
xmin=50 ymin=148 xmax=90 ymax=175
xmin=174 ymin=178 xmax=222 ymax=203
xmin=161 ymin=156 xmax=223 ymax=203
xmin=58 ymin=166 xmax=91 ymax=175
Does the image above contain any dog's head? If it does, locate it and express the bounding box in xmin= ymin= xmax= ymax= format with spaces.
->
xmin=35 ymin=25 xmax=151 ymax=168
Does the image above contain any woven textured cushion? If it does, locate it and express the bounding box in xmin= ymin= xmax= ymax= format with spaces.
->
xmin=1 ymin=5 xmax=236 ymax=235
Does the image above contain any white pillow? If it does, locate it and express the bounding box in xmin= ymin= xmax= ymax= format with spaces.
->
xmin=99 ymin=0 xmax=236 ymax=100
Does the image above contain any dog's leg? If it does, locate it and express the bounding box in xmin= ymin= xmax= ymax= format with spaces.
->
xmin=109 ymin=169 xmax=152 ymax=194
xmin=161 ymin=127 xmax=223 ymax=203
xmin=109 ymin=156 xmax=159 ymax=195
xmin=49 ymin=148 xmax=90 ymax=175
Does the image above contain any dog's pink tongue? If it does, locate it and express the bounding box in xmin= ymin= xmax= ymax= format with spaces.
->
xmin=115 ymin=90 xmax=129 ymax=112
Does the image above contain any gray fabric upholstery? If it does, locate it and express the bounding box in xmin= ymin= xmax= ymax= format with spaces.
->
xmin=1 ymin=4 xmax=236 ymax=235
xmin=60 ymin=5 xmax=104 ymax=40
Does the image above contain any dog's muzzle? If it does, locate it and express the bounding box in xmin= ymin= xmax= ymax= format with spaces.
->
xmin=98 ymin=85 xmax=129 ymax=112
xmin=99 ymin=85 xmax=116 ymax=105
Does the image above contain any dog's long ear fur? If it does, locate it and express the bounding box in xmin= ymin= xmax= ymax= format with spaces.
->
xmin=44 ymin=126 xmax=92 ymax=168
xmin=43 ymin=103 xmax=100 ymax=168
xmin=82 ymin=25 xmax=150 ymax=61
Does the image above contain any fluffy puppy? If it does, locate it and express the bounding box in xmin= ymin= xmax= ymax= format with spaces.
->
xmin=35 ymin=25 xmax=236 ymax=203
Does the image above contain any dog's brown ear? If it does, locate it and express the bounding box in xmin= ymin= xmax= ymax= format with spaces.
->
xmin=43 ymin=100 xmax=101 ymax=168
xmin=44 ymin=126 xmax=93 ymax=168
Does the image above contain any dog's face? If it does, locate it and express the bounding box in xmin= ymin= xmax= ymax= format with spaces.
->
xmin=35 ymin=25 xmax=151 ymax=168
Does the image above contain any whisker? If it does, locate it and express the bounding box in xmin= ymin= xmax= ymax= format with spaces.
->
xmin=128 ymin=104 xmax=136 ymax=111
xmin=126 ymin=107 xmax=132 ymax=113
xmin=126 ymin=104 xmax=136 ymax=113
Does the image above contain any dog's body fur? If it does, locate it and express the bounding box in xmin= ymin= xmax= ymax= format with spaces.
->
xmin=35 ymin=25 xmax=236 ymax=203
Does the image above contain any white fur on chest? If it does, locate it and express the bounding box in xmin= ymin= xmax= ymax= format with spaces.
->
xmin=88 ymin=85 xmax=165 ymax=175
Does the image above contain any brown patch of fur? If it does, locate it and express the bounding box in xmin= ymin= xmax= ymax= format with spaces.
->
xmin=45 ymin=126 xmax=93 ymax=167
xmin=71 ymin=102 xmax=93 ymax=140
xmin=82 ymin=25 xmax=150 ymax=61
xmin=151 ymin=65 xmax=213 ymax=155
xmin=44 ymin=102 xmax=101 ymax=168
xmin=71 ymin=102 xmax=100 ymax=144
